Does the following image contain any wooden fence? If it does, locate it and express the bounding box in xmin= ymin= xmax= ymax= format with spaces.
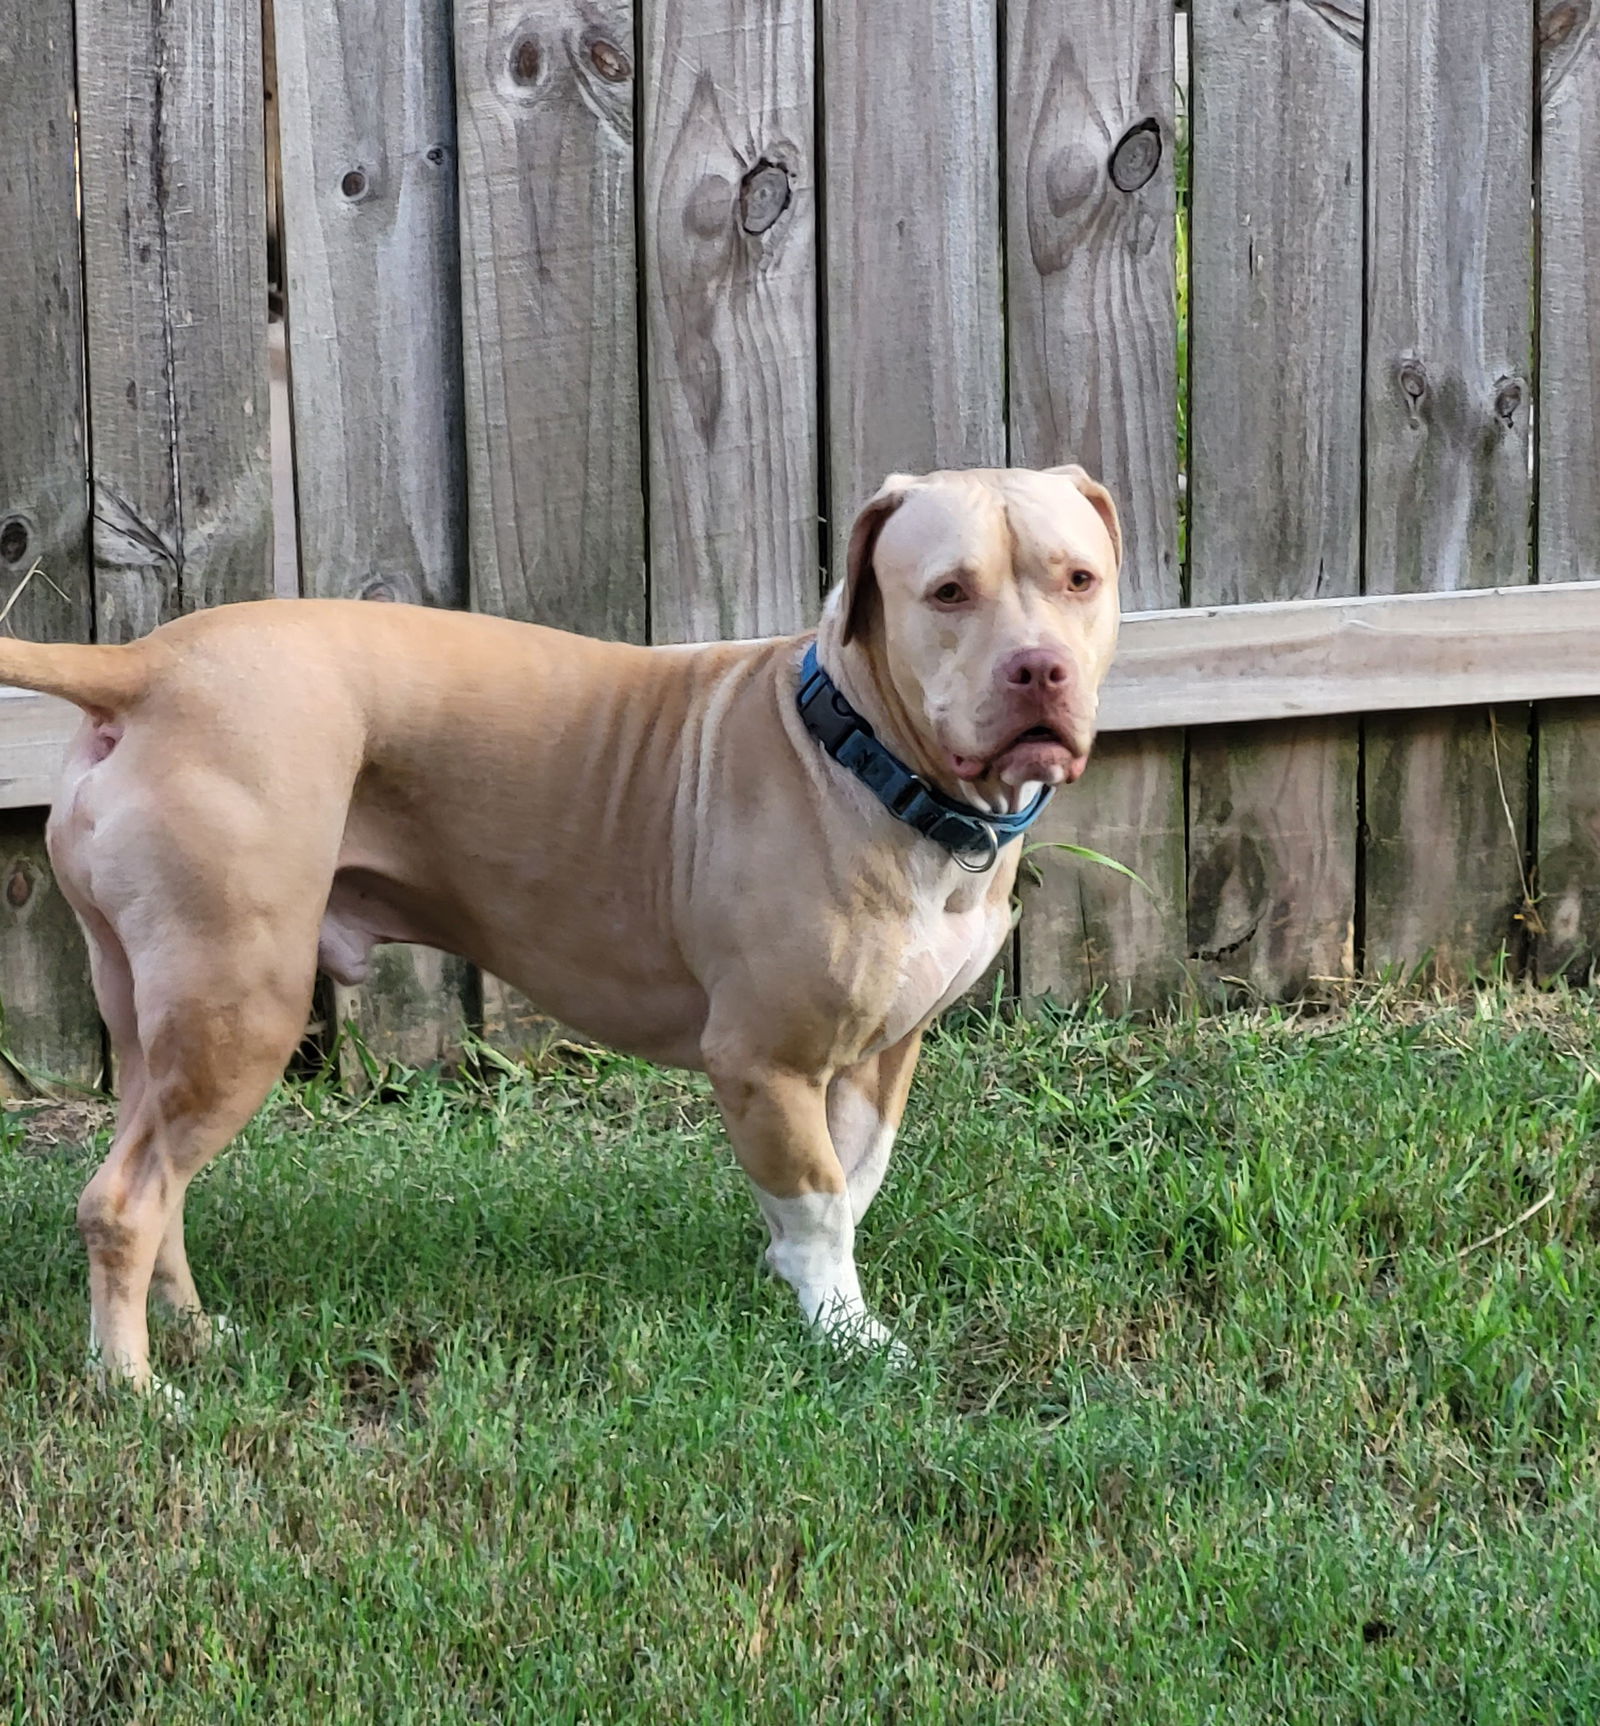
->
xmin=1 ymin=0 xmax=1598 ymax=1085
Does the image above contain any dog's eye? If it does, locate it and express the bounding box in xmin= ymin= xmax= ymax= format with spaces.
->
xmin=1066 ymin=568 xmax=1097 ymax=594
xmin=930 ymin=581 xmax=968 ymax=607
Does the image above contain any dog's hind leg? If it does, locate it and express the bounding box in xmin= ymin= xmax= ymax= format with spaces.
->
xmin=68 ymin=893 xmax=246 ymax=1367
xmin=78 ymin=905 xmax=198 ymax=1328
xmin=40 ymin=650 xmax=361 ymax=1395
xmin=826 ymin=1029 xmax=924 ymax=1226
xmin=74 ymin=922 xmax=319 ymax=1394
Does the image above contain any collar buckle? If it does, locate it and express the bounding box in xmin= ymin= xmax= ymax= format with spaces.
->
xmin=796 ymin=642 xmax=1053 ymax=867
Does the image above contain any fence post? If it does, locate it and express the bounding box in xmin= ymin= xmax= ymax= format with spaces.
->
xmin=1006 ymin=0 xmax=1183 ymax=1010
xmin=1535 ymin=5 xmax=1600 ymax=983
xmin=821 ymin=0 xmax=1005 ymax=572
xmin=274 ymin=0 xmax=476 ymax=1065
xmin=76 ymin=0 xmax=273 ymax=639
xmin=1186 ymin=0 xmax=1363 ymax=1000
xmin=1363 ymin=0 xmax=1534 ymax=980
xmin=455 ymin=0 xmax=647 ymax=1051
xmin=641 ymin=0 xmax=819 ymax=644
xmin=0 ymin=0 xmax=103 ymax=1086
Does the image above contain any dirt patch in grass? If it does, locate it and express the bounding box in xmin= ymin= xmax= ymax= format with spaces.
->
xmin=7 ymin=1098 xmax=114 ymax=1156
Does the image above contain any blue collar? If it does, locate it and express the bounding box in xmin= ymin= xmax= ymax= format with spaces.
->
xmin=795 ymin=642 xmax=1052 ymax=870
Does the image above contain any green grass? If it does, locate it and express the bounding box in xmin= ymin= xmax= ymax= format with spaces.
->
xmin=6 ymin=988 xmax=1600 ymax=1722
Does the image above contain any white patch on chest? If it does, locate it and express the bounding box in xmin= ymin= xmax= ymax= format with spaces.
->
xmin=872 ymin=888 xmax=1009 ymax=1055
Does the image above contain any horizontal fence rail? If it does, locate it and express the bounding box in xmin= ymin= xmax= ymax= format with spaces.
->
xmin=1098 ymin=583 xmax=1600 ymax=732
xmin=5 ymin=578 xmax=1600 ymax=809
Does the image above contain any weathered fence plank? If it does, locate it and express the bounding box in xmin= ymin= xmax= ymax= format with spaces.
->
xmin=76 ymin=0 xmax=273 ymax=642
xmin=822 ymin=0 xmax=1004 ymax=571
xmin=1103 ymin=584 xmax=1600 ymax=730
xmin=1186 ymin=0 xmax=1363 ymax=999
xmin=1006 ymin=0 xmax=1182 ymax=1010
xmin=275 ymin=0 xmax=475 ymax=1064
xmin=1536 ymin=2 xmax=1600 ymax=982
xmin=275 ymin=0 xmax=466 ymax=609
xmin=455 ymin=0 xmax=646 ymax=643
xmin=0 ymin=0 xmax=101 ymax=1085
xmin=1363 ymin=0 xmax=1533 ymax=978
xmin=642 ymin=0 xmax=817 ymax=643
xmin=455 ymin=0 xmax=645 ymax=1050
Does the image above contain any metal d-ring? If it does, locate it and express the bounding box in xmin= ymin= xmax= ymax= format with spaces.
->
xmin=951 ymin=822 xmax=1000 ymax=874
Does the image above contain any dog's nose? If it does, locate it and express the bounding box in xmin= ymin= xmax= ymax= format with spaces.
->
xmin=1001 ymin=648 xmax=1071 ymax=690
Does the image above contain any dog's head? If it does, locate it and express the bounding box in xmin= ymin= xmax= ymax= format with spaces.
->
xmin=826 ymin=466 xmax=1123 ymax=803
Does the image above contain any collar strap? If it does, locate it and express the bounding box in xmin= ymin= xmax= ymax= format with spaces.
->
xmin=796 ymin=642 xmax=1051 ymax=870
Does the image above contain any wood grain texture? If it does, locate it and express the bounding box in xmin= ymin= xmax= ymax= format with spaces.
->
xmin=276 ymin=0 xmax=474 ymax=1063
xmin=330 ymin=947 xmax=476 ymax=1077
xmin=76 ymin=0 xmax=273 ymax=642
xmin=1536 ymin=2 xmax=1600 ymax=981
xmin=1100 ymin=583 xmax=1600 ymax=730
xmin=1005 ymin=0 xmax=1182 ymax=1007
xmin=822 ymin=0 xmax=1004 ymax=571
xmin=0 ymin=0 xmax=102 ymax=1085
xmin=1186 ymin=0 xmax=1363 ymax=999
xmin=274 ymin=0 xmax=467 ymax=609
xmin=0 ymin=694 xmax=81 ymax=810
xmin=1535 ymin=701 xmax=1600 ymax=981
xmin=1023 ymin=730 xmax=1187 ymax=1014
xmin=642 ymin=0 xmax=817 ymax=643
xmin=1363 ymin=0 xmax=1533 ymax=978
xmin=0 ymin=818 xmax=101 ymax=1093
xmin=455 ymin=0 xmax=645 ymax=641
xmin=0 ymin=0 xmax=92 ymax=647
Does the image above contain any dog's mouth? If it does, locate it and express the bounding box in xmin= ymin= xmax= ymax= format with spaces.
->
xmin=948 ymin=723 xmax=1091 ymax=788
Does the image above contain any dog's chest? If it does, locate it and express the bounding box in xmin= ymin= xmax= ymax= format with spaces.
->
xmin=872 ymin=889 xmax=1009 ymax=1053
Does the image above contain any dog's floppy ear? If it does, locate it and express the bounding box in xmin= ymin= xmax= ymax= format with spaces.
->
xmin=840 ymin=475 xmax=916 ymax=646
xmin=1050 ymin=464 xmax=1123 ymax=573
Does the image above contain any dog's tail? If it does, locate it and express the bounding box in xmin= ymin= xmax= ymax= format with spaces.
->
xmin=0 ymin=638 xmax=150 ymax=718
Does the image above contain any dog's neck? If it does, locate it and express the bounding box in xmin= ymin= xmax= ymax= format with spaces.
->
xmin=812 ymin=610 xmax=1035 ymax=817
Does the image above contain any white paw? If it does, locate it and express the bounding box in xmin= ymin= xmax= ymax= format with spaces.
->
xmin=85 ymin=1354 xmax=190 ymax=1419
xmin=197 ymin=1311 xmax=242 ymax=1353
xmin=811 ymin=1299 xmax=913 ymax=1368
xmin=146 ymin=1374 xmax=190 ymax=1421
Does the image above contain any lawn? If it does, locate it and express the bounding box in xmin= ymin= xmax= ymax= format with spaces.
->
xmin=5 ymin=988 xmax=1600 ymax=1723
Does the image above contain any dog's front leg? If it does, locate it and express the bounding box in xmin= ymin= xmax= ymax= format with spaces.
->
xmin=706 ymin=1054 xmax=899 ymax=1354
xmin=826 ymin=1029 xmax=924 ymax=1226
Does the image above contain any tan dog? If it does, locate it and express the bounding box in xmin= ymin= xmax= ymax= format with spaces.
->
xmin=1 ymin=465 xmax=1121 ymax=1395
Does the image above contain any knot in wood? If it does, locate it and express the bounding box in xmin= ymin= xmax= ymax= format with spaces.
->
xmin=0 ymin=518 xmax=28 ymax=565
xmin=1396 ymin=358 xmax=1429 ymax=407
xmin=425 ymin=144 xmax=447 ymax=167
xmin=1044 ymin=146 xmax=1097 ymax=222
xmin=6 ymin=868 xmax=31 ymax=909
xmin=1108 ymin=119 xmax=1161 ymax=193
xmin=340 ymin=168 xmax=369 ymax=201
xmin=1494 ymin=377 xmax=1523 ymax=426
xmin=361 ymin=578 xmax=398 ymax=602
xmin=687 ymin=174 xmax=732 ymax=238
xmin=510 ymin=35 xmax=540 ymax=84
xmin=738 ymin=160 xmax=792 ymax=235
xmin=1541 ymin=1 xmax=1589 ymax=52
xmin=588 ymin=37 xmax=631 ymax=82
